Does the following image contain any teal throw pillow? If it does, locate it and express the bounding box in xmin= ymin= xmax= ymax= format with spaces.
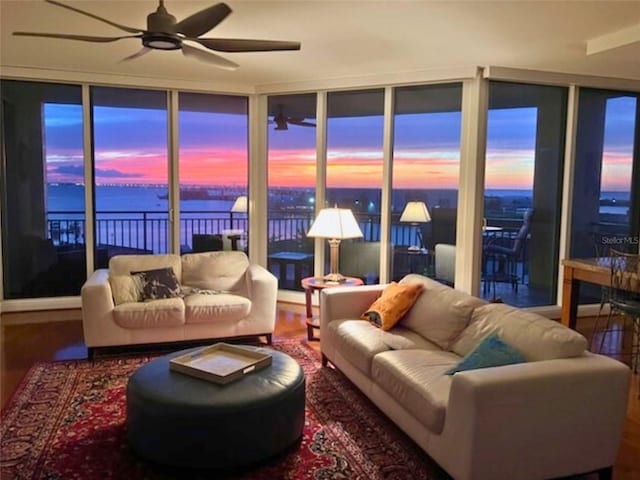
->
xmin=446 ymin=333 xmax=525 ymax=375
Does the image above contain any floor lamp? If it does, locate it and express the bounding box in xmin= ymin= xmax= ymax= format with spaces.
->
xmin=307 ymin=207 xmax=363 ymax=283
xmin=400 ymin=201 xmax=431 ymax=251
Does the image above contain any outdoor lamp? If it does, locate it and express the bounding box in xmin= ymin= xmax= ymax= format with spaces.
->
xmin=307 ymin=207 xmax=363 ymax=283
xmin=400 ymin=201 xmax=431 ymax=251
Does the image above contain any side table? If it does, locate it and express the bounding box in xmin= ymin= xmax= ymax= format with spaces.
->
xmin=301 ymin=276 xmax=364 ymax=341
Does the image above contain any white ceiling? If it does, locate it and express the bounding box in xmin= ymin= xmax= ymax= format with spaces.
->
xmin=1 ymin=0 xmax=640 ymax=92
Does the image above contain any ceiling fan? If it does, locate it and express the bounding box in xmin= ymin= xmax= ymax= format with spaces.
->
xmin=13 ymin=0 xmax=301 ymax=70
xmin=270 ymin=105 xmax=316 ymax=130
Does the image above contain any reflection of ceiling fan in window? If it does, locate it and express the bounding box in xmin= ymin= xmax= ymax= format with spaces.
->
xmin=12 ymin=0 xmax=301 ymax=70
xmin=270 ymin=105 xmax=316 ymax=130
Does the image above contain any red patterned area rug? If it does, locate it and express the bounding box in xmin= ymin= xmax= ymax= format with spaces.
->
xmin=1 ymin=339 xmax=449 ymax=480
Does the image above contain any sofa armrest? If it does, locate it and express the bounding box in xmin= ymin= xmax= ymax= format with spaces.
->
xmin=319 ymin=284 xmax=385 ymax=331
xmin=245 ymin=264 xmax=278 ymax=331
xmin=81 ymin=269 xmax=116 ymax=347
xmin=440 ymin=353 xmax=630 ymax=480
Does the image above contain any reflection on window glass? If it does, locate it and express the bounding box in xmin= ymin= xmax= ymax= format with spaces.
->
xmin=178 ymin=92 xmax=248 ymax=255
xmin=267 ymin=94 xmax=316 ymax=290
xmin=1 ymin=80 xmax=86 ymax=299
xmin=483 ymin=81 xmax=567 ymax=307
xmin=326 ymin=89 xmax=384 ymax=284
xmin=91 ymin=87 xmax=168 ymax=267
xmin=571 ymin=89 xmax=639 ymax=304
xmin=392 ymin=84 xmax=462 ymax=284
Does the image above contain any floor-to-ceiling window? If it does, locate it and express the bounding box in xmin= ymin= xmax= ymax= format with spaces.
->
xmin=266 ymin=94 xmax=316 ymax=290
xmin=91 ymin=87 xmax=169 ymax=268
xmin=392 ymin=83 xmax=463 ymax=283
xmin=570 ymin=89 xmax=639 ymax=303
xmin=178 ymin=92 xmax=248 ymax=255
xmin=482 ymin=81 xmax=567 ymax=307
xmin=326 ymin=89 xmax=384 ymax=284
xmin=1 ymin=80 xmax=85 ymax=298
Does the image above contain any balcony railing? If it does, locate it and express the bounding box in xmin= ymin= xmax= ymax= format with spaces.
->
xmin=46 ymin=210 xmax=420 ymax=253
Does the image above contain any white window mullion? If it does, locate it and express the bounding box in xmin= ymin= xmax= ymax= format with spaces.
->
xmin=168 ymin=90 xmax=180 ymax=254
xmin=556 ymin=85 xmax=579 ymax=305
xmin=314 ymin=91 xmax=328 ymax=277
xmin=380 ymin=87 xmax=395 ymax=283
xmin=248 ymin=94 xmax=268 ymax=266
xmin=456 ymin=69 xmax=488 ymax=295
xmin=82 ymin=84 xmax=95 ymax=276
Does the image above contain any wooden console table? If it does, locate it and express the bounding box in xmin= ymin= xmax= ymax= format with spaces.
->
xmin=301 ymin=276 xmax=364 ymax=341
xmin=561 ymin=257 xmax=640 ymax=330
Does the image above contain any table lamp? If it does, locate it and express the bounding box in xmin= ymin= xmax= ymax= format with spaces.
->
xmin=307 ymin=207 xmax=363 ymax=283
xmin=400 ymin=201 xmax=431 ymax=251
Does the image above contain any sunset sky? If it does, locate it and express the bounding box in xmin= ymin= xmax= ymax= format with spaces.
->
xmin=44 ymin=96 xmax=635 ymax=192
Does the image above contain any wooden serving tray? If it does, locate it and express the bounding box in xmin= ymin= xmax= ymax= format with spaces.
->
xmin=169 ymin=343 xmax=272 ymax=385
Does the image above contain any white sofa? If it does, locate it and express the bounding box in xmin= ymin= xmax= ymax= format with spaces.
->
xmin=320 ymin=273 xmax=630 ymax=480
xmin=81 ymin=251 xmax=277 ymax=356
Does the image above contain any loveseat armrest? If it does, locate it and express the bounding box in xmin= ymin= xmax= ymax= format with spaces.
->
xmin=81 ymin=269 xmax=116 ymax=347
xmin=319 ymin=284 xmax=385 ymax=332
xmin=245 ymin=264 xmax=278 ymax=331
xmin=439 ymin=353 xmax=630 ymax=480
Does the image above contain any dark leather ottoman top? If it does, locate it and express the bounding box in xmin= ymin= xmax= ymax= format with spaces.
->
xmin=126 ymin=345 xmax=305 ymax=469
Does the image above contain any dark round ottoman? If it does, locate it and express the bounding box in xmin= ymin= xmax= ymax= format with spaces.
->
xmin=126 ymin=345 xmax=305 ymax=469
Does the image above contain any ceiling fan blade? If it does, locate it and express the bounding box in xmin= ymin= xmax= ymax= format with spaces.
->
xmin=13 ymin=32 xmax=140 ymax=43
xmin=175 ymin=3 xmax=232 ymax=38
xmin=192 ymin=38 xmax=301 ymax=52
xmin=289 ymin=120 xmax=316 ymax=127
xmin=119 ymin=47 xmax=152 ymax=62
xmin=45 ymin=0 xmax=143 ymax=34
xmin=181 ymin=44 xmax=238 ymax=70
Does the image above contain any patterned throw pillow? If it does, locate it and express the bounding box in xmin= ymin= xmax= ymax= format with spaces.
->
xmin=445 ymin=333 xmax=525 ymax=375
xmin=132 ymin=267 xmax=181 ymax=301
xmin=361 ymin=282 xmax=423 ymax=331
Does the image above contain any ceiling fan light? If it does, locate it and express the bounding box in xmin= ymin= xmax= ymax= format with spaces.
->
xmin=143 ymin=34 xmax=181 ymax=50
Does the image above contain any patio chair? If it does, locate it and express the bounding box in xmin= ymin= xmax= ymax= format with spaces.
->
xmin=482 ymin=208 xmax=533 ymax=297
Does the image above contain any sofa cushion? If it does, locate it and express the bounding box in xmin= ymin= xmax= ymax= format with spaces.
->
xmin=361 ymin=282 xmax=423 ymax=330
xmin=109 ymin=254 xmax=182 ymax=283
xmin=133 ymin=267 xmax=182 ymax=301
xmin=108 ymin=274 xmax=141 ymax=305
xmin=399 ymin=275 xmax=486 ymax=350
xmin=184 ymin=293 xmax=251 ymax=324
xmin=181 ymin=251 xmax=249 ymax=292
xmin=372 ymin=349 xmax=458 ymax=434
xmin=113 ymin=298 xmax=185 ymax=329
xmin=325 ymin=319 xmax=441 ymax=375
xmin=450 ymin=303 xmax=588 ymax=361
xmin=445 ymin=332 xmax=525 ymax=375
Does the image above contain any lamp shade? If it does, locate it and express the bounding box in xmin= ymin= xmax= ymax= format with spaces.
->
xmin=231 ymin=195 xmax=248 ymax=213
xmin=307 ymin=208 xmax=363 ymax=240
xmin=399 ymin=201 xmax=431 ymax=223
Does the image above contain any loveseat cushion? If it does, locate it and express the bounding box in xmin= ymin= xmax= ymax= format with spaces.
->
xmin=109 ymin=254 xmax=182 ymax=283
xmin=181 ymin=251 xmax=249 ymax=292
xmin=372 ymin=349 xmax=457 ymax=434
xmin=113 ymin=298 xmax=185 ymax=329
xmin=325 ymin=319 xmax=441 ymax=375
xmin=399 ymin=274 xmax=486 ymax=349
xmin=450 ymin=303 xmax=588 ymax=361
xmin=184 ymin=293 xmax=251 ymax=324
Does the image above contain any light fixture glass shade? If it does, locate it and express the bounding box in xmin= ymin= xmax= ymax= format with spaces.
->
xmin=399 ymin=201 xmax=431 ymax=223
xmin=231 ymin=195 xmax=248 ymax=213
xmin=307 ymin=208 xmax=363 ymax=283
xmin=307 ymin=208 xmax=363 ymax=239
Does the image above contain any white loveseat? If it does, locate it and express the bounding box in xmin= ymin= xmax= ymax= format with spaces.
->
xmin=81 ymin=251 xmax=277 ymax=356
xmin=320 ymin=273 xmax=630 ymax=480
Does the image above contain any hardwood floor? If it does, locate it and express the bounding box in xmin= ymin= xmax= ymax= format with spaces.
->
xmin=1 ymin=306 xmax=638 ymax=480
